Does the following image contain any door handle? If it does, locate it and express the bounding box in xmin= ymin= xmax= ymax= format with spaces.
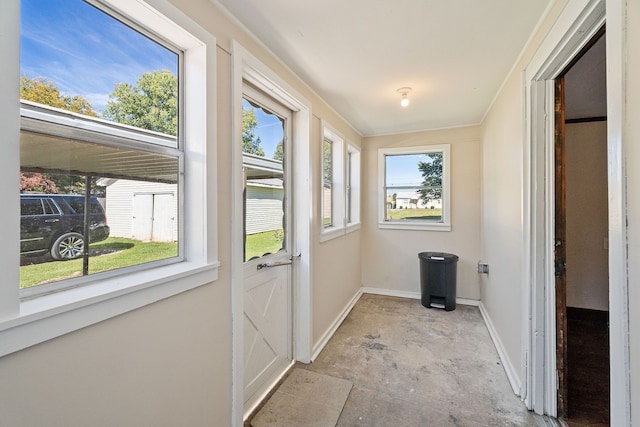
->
xmin=257 ymin=260 xmax=293 ymax=270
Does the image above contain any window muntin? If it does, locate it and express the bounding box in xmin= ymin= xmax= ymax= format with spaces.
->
xmin=19 ymin=0 xmax=182 ymax=293
xmin=379 ymin=145 xmax=450 ymax=231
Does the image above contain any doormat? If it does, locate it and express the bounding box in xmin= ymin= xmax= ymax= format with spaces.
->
xmin=251 ymin=368 xmax=352 ymax=427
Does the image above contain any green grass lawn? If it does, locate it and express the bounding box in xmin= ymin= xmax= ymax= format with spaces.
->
xmin=21 ymin=230 xmax=287 ymax=288
xmin=20 ymin=237 xmax=178 ymax=289
xmin=245 ymin=229 xmax=284 ymax=261
xmin=387 ymin=208 xmax=442 ymax=221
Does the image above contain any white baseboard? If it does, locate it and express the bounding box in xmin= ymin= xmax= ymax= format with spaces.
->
xmin=310 ymin=288 xmax=363 ymax=361
xmin=478 ymin=302 xmax=521 ymax=395
xmin=362 ymin=286 xmax=480 ymax=307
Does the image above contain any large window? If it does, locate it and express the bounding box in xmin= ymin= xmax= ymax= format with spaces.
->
xmin=19 ymin=0 xmax=182 ymax=294
xmin=378 ymin=145 xmax=450 ymax=231
xmin=0 ymin=0 xmax=216 ymax=356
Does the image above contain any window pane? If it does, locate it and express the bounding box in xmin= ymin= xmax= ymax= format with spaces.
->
xmin=19 ymin=0 xmax=181 ymax=291
xmin=385 ymin=152 xmax=443 ymax=223
xmin=20 ymin=0 xmax=179 ymax=138
xmin=323 ymin=139 xmax=333 ymax=227
xmin=241 ymin=97 xmax=286 ymax=261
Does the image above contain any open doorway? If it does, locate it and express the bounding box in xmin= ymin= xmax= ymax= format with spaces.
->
xmin=554 ymin=29 xmax=609 ymax=425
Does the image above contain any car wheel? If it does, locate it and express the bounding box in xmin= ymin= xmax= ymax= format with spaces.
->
xmin=51 ymin=232 xmax=85 ymax=260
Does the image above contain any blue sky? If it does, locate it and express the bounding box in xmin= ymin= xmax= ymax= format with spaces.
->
xmin=20 ymin=0 xmax=177 ymax=113
xmin=386 ymin=154 xmax=433 ymax=187
xmin=242 ymin=99 xmax=284 ymax=159
xmin=21 ymin=0 xmax=281 ymax=153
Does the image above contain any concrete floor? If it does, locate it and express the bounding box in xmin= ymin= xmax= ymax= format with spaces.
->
xmin=295 ymin=294 xmax=540 ymax=426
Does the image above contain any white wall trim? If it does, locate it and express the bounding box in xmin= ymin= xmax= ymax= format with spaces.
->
xmin=311 ymin=288 xmax=363 ymax=361
xmin=362 ymin=287 xmax=479 ymax=307
xmin=522 ymin=0 xmax=631 ymax=423
xmin=478 ymin=302 xmax=521 ymax=396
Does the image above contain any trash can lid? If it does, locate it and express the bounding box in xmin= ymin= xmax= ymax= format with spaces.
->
xmin=418 ymin=252 xmax=459 ymax=262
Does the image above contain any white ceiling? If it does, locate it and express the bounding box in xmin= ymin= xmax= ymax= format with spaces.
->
xmin=214 ymin=0 xmax=552 ymax=136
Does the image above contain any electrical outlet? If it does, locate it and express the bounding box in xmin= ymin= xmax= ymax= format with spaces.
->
xmin=477 ymin=262 xmax=489 ymax=274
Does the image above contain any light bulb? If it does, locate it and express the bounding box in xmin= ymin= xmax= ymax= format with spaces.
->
xmin=397 ymin=87 xmax=412 ymax=108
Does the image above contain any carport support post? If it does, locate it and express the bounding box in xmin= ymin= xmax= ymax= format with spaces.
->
xmin=82 ymin=175 xmax=92 ymax=276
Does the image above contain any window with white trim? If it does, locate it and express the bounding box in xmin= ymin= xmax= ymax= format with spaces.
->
xmin=320 ymin=123 xmax=344 ymax=241
xmin=19 ymin=0 xmax=184 ymax=294
xmin=0 ymin=0 xmax=217 ymax=357
xmin=378 ymin=145 xmax=451 ymax=231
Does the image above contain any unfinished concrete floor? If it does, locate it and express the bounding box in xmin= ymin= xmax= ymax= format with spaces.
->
xmin=261 ymin=294 xmax=541 ymax=426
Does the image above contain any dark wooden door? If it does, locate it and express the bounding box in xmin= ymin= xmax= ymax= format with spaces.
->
xmin=554 ymin=76 xmax=568 ymax=419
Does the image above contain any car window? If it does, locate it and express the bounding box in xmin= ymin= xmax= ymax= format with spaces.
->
xmin=21 ymin=199 xmax=44 ymax=216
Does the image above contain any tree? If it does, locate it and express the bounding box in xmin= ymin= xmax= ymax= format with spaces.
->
xmin=417 ymin=153 xmax=443 ymax=203
xmin=103 ymin=70 xmax=178 ymax=136
xmin=20 ymin=172 xmax=59 ymax=193
xmin=242 ymin=108 xmax=265 ymax=156
xmin=273 ymin=140 xmax=284 ymax=161
xmin=323 ymin=140 xmax=332 ymax=183
xmin=20 ymin=76 xmax=97 ymax=117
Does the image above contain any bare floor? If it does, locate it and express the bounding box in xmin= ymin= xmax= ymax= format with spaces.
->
xmin=254 ymin=294 xmax=542 ymax=426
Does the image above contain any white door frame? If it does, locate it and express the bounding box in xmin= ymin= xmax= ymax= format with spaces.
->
xmin=522 ymin=0 xmax=631 ymax=424
xmin=230 ymin=40 xmax=313 ymax=427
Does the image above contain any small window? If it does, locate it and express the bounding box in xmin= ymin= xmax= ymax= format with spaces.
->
xmin=378 ymin=145 xmax=450 ymax=231
xmin=320 ymin=123 xmax=345 ymax=241
xmin=346 ymin=144 xmax=361 ymax=230
xmin=323 ymin=138 xmax=334 ymax=228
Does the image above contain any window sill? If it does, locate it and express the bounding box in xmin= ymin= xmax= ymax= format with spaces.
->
xmin=378 ymin=221 xmax=451 ymax=232
xmin=346 ymin=222 xmax=361 ymax=234
xmin=0 ymin=260 xmax=220 ymax=357
xmin=319 ymin=226 xmax=346 ymax=243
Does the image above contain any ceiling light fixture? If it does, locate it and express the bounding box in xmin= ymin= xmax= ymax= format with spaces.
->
xmin=397 ymin=87 xmax=411 ymax=107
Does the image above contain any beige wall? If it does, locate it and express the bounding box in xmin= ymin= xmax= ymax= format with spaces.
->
xmin=0 ymin=0 xmax=363 ymax=425
xmin=480 ymin=0 xmax=568 ymax=388
xmin=565 ymin=121 xmax=608 ymax=310
xmin=361 ymin=126 xmax=481 ymax=300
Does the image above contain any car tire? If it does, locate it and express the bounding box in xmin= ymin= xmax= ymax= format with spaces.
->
xmin=51 ymin=232 xmax=85 ymax=260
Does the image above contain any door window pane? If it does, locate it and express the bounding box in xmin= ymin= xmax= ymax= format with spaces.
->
xmin=242 ymin=98 xmax=286 ymax=261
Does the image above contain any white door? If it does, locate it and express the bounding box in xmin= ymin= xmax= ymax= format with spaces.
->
xmin=132 ymin=193 xmax=153 ymax=241
xmin=242 ymin=85 xmax=293 ymax=410
xmin=151 ymin=193 xmax=175 ymax=242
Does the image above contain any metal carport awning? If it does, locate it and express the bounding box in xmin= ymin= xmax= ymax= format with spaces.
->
xmin=20 ymin=101 xmax=180 ymax=184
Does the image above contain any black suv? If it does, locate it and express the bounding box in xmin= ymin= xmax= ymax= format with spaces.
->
xmin=20 ymin=194 xmax=110 ymax=260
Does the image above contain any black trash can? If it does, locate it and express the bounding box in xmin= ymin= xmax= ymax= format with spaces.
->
xmin=418 ymin=252 xmax=459 ymax=311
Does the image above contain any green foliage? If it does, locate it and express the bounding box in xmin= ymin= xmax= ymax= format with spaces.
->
xmin=323 ymin=139 xmax=333 ymax=182
xmin=242 ymin=108 xmax=265 ymax=156
xmin=103 ymin=70 xmax=178 ymax=136
xmin=417 ymin=153 xmax=443 ymax=203
xmin=273 ymin=140 xmax=284 ymax=161
xmin=20 ymin=76 xmax=97 ymax=117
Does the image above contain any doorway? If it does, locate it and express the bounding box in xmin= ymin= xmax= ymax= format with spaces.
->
xmin=554 ymin=30 xmax=609 ymax=424
xmin=241 ymin=83 xmax=294 ymax=412
xmin=231 ymin=40 xmax=313 ymax=427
